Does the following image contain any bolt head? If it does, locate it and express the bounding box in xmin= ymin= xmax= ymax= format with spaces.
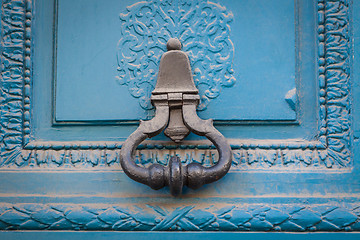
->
xmin=167 ymin=38 xmax=181 ymax=51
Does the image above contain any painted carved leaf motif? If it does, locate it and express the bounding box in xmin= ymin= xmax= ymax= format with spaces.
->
xmin=116 ymin=0 xmax=235 ymax=110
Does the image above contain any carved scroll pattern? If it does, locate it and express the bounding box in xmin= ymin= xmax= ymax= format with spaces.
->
xmin=0 ymin=0 xmax=353 ymax=170
xmin=0 ymin=203 xmax=359 ymax=231
xmin=116 ymin=0 xmax=235 ymax=110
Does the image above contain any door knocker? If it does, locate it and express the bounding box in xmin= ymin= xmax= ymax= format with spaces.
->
xmin=120 ymin=38 xmax=232 ymax=196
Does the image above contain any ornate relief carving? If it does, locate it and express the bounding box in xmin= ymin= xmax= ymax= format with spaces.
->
xmin=0 ymin=0 xmax=357 ymax=233
xmin=319 ymin=0 xmax=351 ymax=168
xmin=0 ymin=202 xmax=359 ymax=231
xmin=0 ymin=0 xmax=353 ymax=170
xmin=0 ymin=0 xmax=31 ymax=165
xmin=9 ymin=143 xmax=331 ymax=171
xmin=116 ymin=0 xmax=235 ymax=110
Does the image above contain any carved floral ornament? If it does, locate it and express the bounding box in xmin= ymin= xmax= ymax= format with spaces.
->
xmin=116 ymin=0 xmax=236 ymax=111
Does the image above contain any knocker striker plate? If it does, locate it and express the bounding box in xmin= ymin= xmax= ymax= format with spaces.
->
xmin=120 ymin=38 xmax=232 ymax=196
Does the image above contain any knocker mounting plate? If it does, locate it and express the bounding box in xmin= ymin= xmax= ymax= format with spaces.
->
xmin=120 ymin=39 xmax=232 ymax=196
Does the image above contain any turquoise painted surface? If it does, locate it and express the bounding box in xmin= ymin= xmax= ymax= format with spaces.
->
xmin=34 ymin=0 xmax=317 ymax=141
xmin=55 ymin=0 xmax=296 ymax=122
xmin=0 ymin=0 xmax=359 ymax=236
xmin=1 ymin=232 xmax=360 ymax=240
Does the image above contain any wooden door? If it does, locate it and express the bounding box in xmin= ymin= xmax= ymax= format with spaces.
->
xmin=0 ymin=0 xmax=359 ymax=239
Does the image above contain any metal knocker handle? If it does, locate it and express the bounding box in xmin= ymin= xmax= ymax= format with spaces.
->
xmin=120 ymin=39 xmax=232 ymax=196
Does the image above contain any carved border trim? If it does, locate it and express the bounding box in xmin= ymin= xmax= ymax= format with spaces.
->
xmin=23 ymin=0 xmax=32 ymax=146
xmin=0 ymin=0 xmax=353 ymax=169
xmin=0 ymin=202 xmax=359 ymax=231
xmin=320 ymin=0 xmax=352 ymax=168
xmin=0 ymin=0 xmax=32 ymax=164
xmin=318 ymin=0 xmax=327 ymax=146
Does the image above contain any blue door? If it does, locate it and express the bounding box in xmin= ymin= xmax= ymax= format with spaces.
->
xmin=1 ymin=0 xmax=360 ymax=239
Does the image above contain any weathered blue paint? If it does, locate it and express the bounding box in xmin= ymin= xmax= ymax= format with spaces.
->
xmin=28 ymin=0 xmax=351 ymax=170
xmin=0 ymin=0 xmax=359 ymax=238
xmin=55 ymin=0 xmax=296 ymax=122
xmin=31 ymin=0 xmax=320 ymax=148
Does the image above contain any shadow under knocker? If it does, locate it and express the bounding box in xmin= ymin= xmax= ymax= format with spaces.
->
xmin=120 ymin=38 xmax=232 ymax=196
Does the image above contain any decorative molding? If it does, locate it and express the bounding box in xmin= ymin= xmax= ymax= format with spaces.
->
xmin=8 ymin=144 xmax=332 ymax=170
xmin=0 ymin=202 xmax=359 ymax=231
xmin=0 ymin=0 xmax=31 ymax=164
xmin=116 ymin=0 xmax=235 ymax=111
xmin=0 ymin=0 xmax=353 ymax=170
xmin=319 ymin=0 xmax=352 ymax=168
